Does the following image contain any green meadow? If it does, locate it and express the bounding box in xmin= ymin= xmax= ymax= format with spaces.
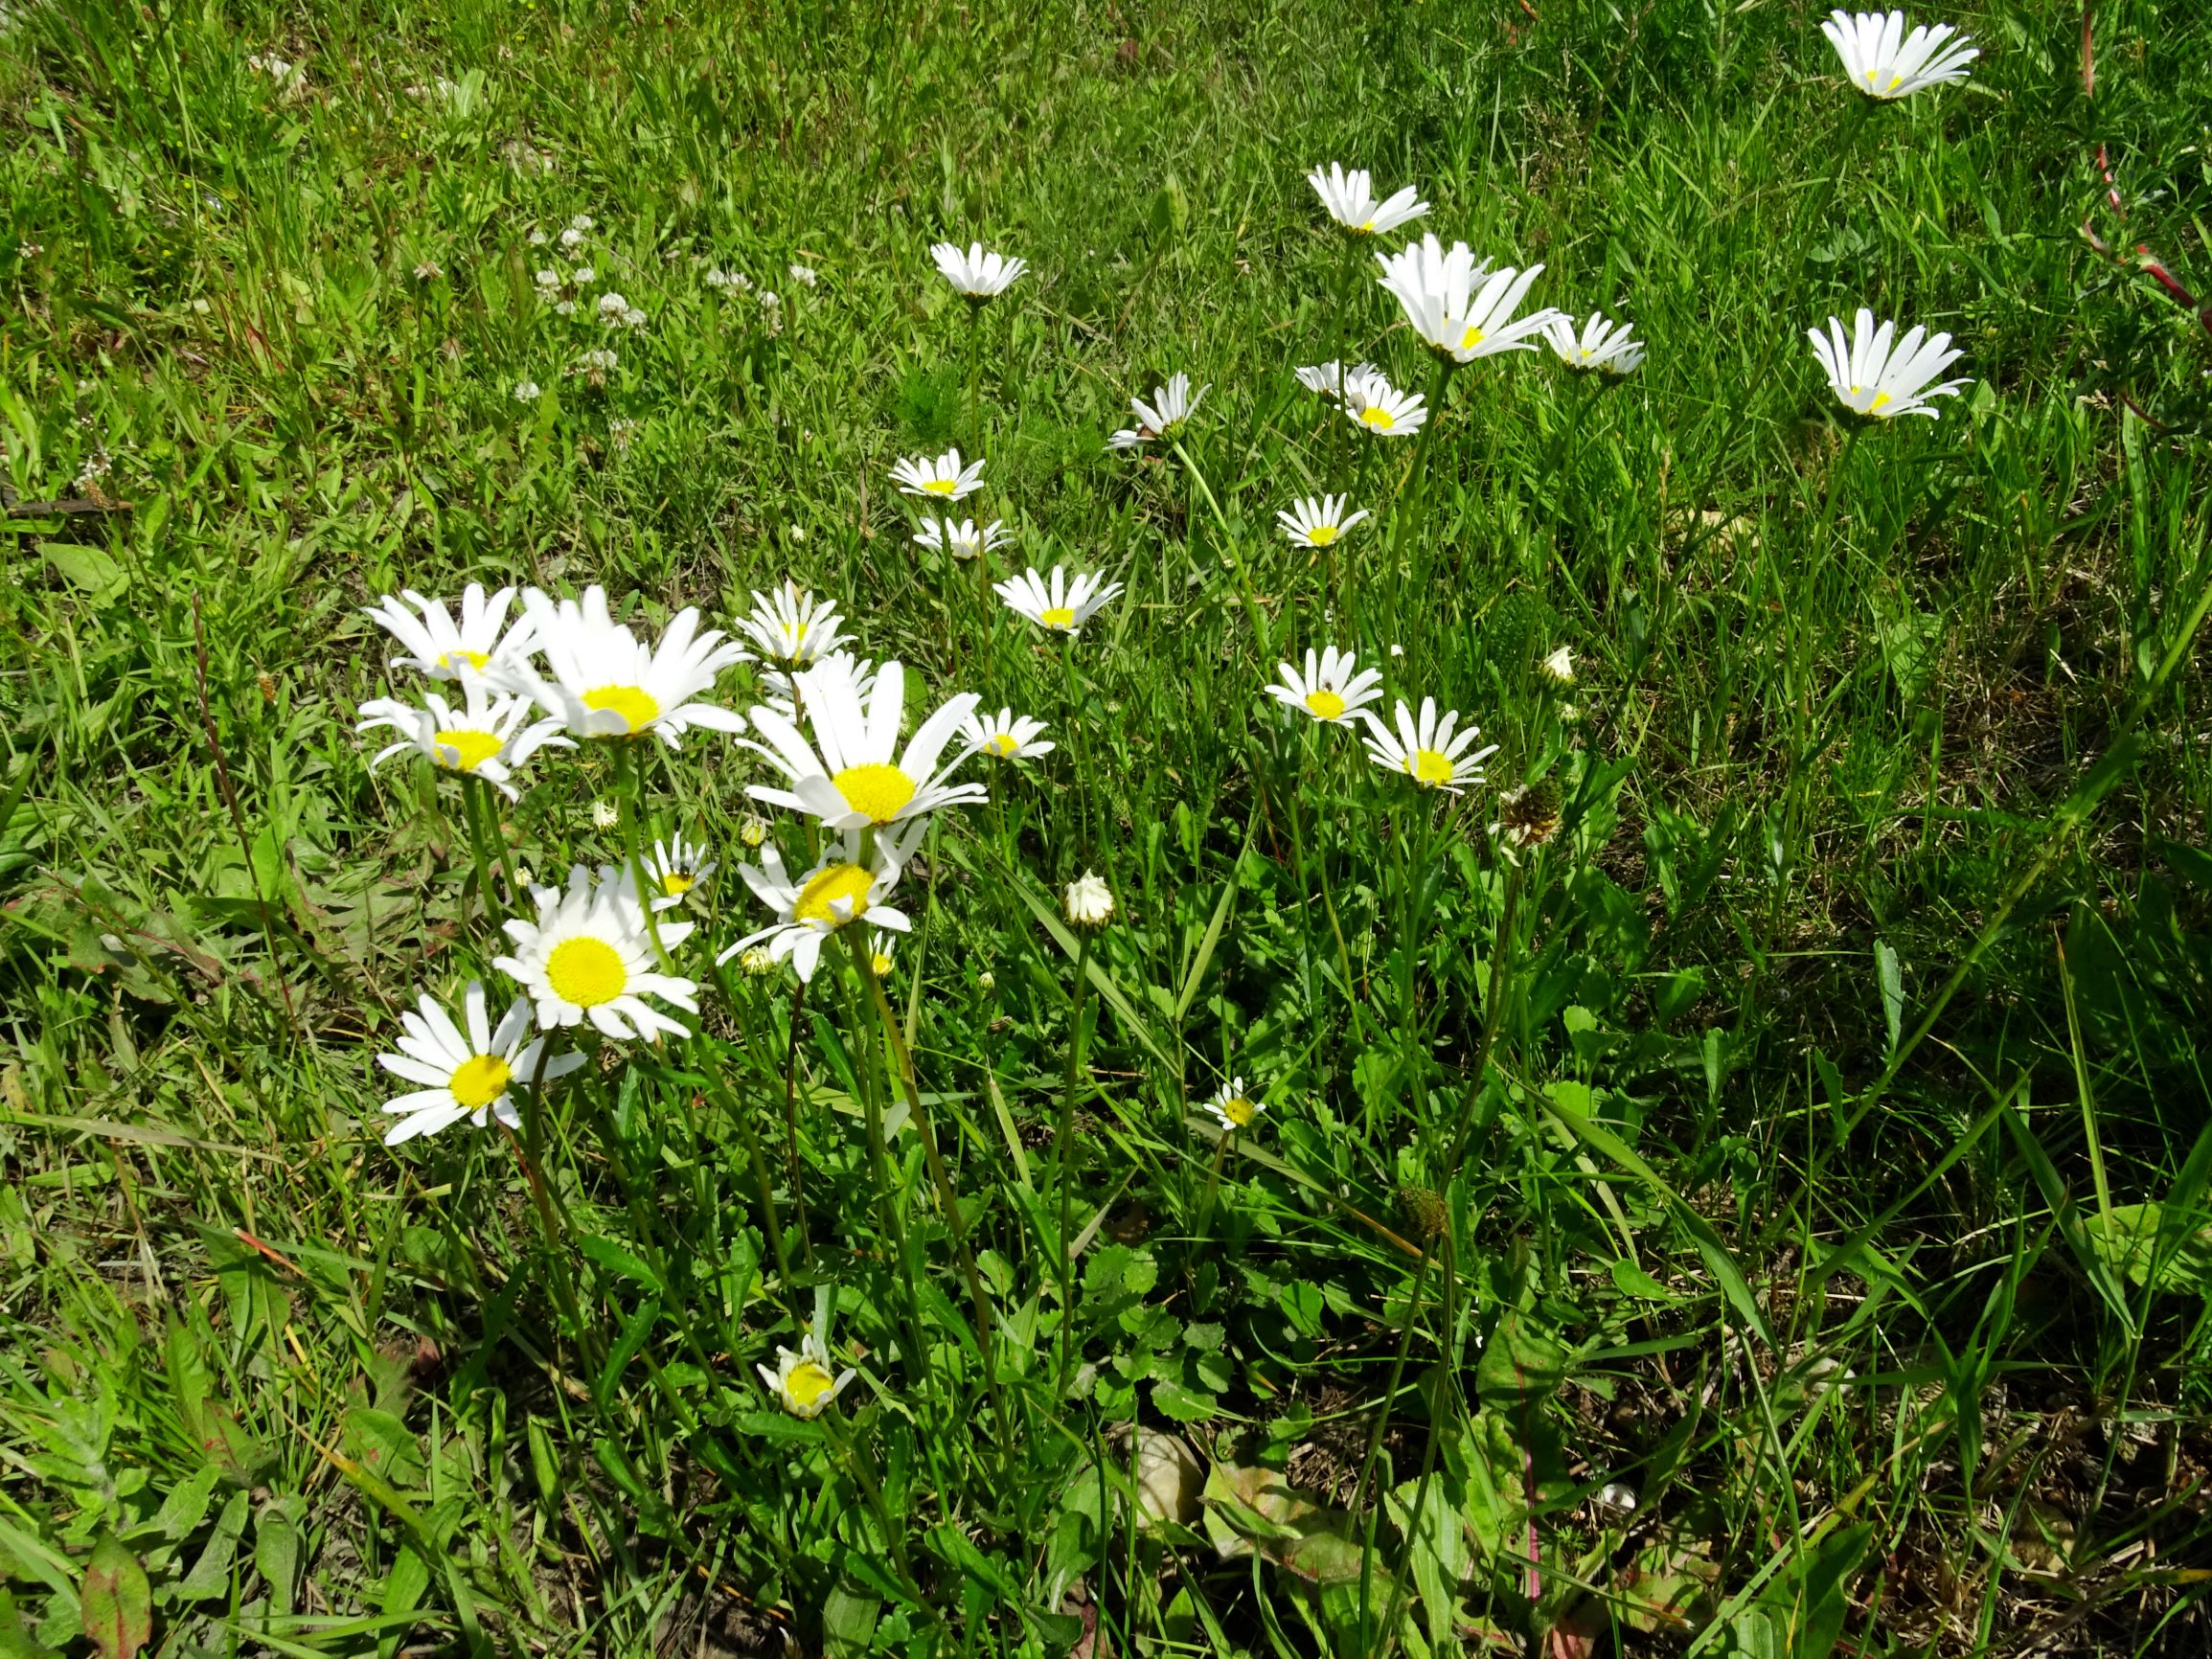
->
xmin=2 ymin=0 xmax=2211 ymax=1652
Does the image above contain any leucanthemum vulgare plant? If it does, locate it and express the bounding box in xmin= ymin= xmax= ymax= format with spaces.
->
xmin=50 ymin=4 xmax=2212 ymax=1651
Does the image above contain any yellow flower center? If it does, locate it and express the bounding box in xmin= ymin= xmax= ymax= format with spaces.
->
xmin=1356 ymin=217 xmax=1375 ymax=232
xmin=922 ymin=477 xmax=958 ymax=495
xmin=583 ymin=684 xmax=661 ymax=734
xmin=871 ymin=952 xmax=895 ymax=977
xmin=1870 ymin=391 xmax=1893 ymax=412
xmin=448 ymin=1053 xmax=513 ymax=1110
xmin=1220 ymin=1096 xmax=1256 ymax=1127
xmin=1305 ymin=524 xmax=1339 ymax=547
xmin=1359 ymin=405 xmax=1396 ymax=431
xmin=659 ymin=871 xmax=696 ymax=898
xmin=1038 ymin=606 xmax=1077 ymax=629
xmin=439 ymin=648 xmax=490 ymax=671
xmin=546 ymin=936 xmax=627 ymax=1007
xmin=985 ymin=733 xmax=1019 ymax=756
xmin=793 ymin=863 xmax=873 ymax=925
xmin=1459 ymin=324 xmax=1487 ymax=351
xmin=786 ymin=1360 xmax=838 ymax=1408
xmin=1886 ymin=74 xmax=1903 ymax=89
xmin=1304 ymin=689 xmax=1347 ymax=721
xmin=1410 ymin=748 xmax=1455 ymax=786
xmin=433 ymin=728 xmax=505 ymax=772
xmin=832 ymin=762 xmax=918 ymax=824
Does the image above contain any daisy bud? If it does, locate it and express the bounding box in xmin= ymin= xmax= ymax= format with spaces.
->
xmin=1539 ymin=645 xmax=1576 ymax=685
xmin=739 ymin=815 xmax=770 ymax=850
xmin=1064 ymin=871 xmax=1114 ymax=929
xmin=978 ymin=970 xmax=996 ymax=991
xmin=591 ymin=800 xmax=620 ymax=830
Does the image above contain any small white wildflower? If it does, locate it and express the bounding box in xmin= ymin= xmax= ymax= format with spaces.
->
xmin=1540 ymin=646 xmax=1575 ymax=685
xmin=528 ymin=228 xmax=549 ymax=246
xmin=1595 ymin=1483 xmax=1638 ymax=1513
xmin=788 ymin=261 xmax=817 ymax=287
xmin=572 ymin=265 xmax=596 ymax=285
xmin=597 ymin=291 xmax=628 ymax=319
xmin=569 ymin=214 xmax=595 ymax=233
xmin=1064 ymin=871 xmax=1114 ymax=929
xmin=554 ymin=299 xmax=577 ymax=316
xmin=535 ymin=268 xmax=561 ymax=288
xmin=560 ymin=227 xmax=585 ymax=250
xmin=621 ymin=307 xmax=647 ymax=329
xmin=513 ymin=379 xmax=541 ymax=402
xmin=591 ymin=801 xmax=621 ymax=830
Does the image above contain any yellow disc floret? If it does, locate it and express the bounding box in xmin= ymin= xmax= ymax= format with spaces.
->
xmin=832 ymin=763 xmax=918 ymax=824
xmin=583 ymin=684 xmax=662 ymax=734
xmin=786 ymin=1360 xmax=838 ymax=1408
xmin=447 ymin=1053 xmax=513 ymax=1110
xmin=546 ymin=936 xmax=627 ymax=1006
xmin=793 ymin=863 xmax=874 ymax=926
xmin=1038 ymin=606 xmax=1077 ymax=629
xmin=1220 ymin=1096 xmax=1256 ymax=1128
xmin=1304 ymin=689 xmax=1347 ymax=721
xmin=1359 ymin=406 xmax=1396 ymax=431
xmin=433 ymin=728 xmax=506 ymax=772
xmin=1410 ymin=749 xmax=1455 ymax=787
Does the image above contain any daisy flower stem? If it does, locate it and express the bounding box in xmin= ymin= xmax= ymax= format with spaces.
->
xmin=512 ymin=1042 xmax=604 ymax=1380
xmin=965 ymin=301 xmax=985 ymax=454
xmin=459 ymin=776 xmax=508 ymax=925
xmin=1385 ymin=356 xmax=1457 ymax=627
xmin=843 ymin=961 xmax=941 ymax=1404
xmin=1192 ymin=1127 xmax=1230 ymax=1246
xmin=1170 ymin=440 xmax=1269 ymax=655
xmin=1369 ymin=1232 xmax=1458 ymax=1658
xmin=1445 ymin=858 xmax=1524 ymax=1176
xmin=817 ymin=1406 xmax=926 ymax=1602
xmin=610 ymin=741 xmax=673 ymax=969
xmin=1347 ymin=1242 xmax=1431 ymax=1527
xmin=851 ymin=935 xmax=1015 ymax=1447
xmin=1289 ymin=725 xmax=1361 ymax=1016
xmin=1052 ymin=932 xmax=1092 ymax=1392
xmin=697 ymin=952 xmax=801 ymax=1284
xmin=780 ymin=977 xmax=815 ymax=1269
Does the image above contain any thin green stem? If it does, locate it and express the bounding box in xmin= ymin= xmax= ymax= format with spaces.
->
xmin=1054 ymin=931 xmax=1093 ymax=1392
xmin=1446 ymin=858 xmax=1524 ymax=1176
xmin=1171 ymin=438 xmax=1269 ymax=656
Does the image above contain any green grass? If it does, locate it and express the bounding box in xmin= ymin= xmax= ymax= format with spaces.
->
xmin=3 ymin=0 xmax=2212 ymax=1652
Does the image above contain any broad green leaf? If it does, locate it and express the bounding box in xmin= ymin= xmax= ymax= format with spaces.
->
xmin=77 ymin=1539 xmax=149 ymax=1659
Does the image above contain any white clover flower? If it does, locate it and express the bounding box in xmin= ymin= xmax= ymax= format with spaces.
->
xmin=1543 ymin=313 xmax=1646 ymax=377
xmin=930 ymin=240 xmax=1027 ymax=300
xmin=356 ymin=677 xmax=572 ymax=800
xmin=1306 ymin=164 xmax=1428 ymax=237
xmin=495 ymin=864 xmax=700 ymax=1040
xmin=501 ymin=585 xmax=748 ymax=746
xmin=1807 ymin=307 xmax=1971 ymax=420
xmin=890 ymin=447 xmax=986 ymax=501
xmin=534 ymin=268 xmax=561 ymax=288
xmin=913 ymin=517 xmax=1013 ymax=562
xmin=994 ymin=566 xmax=1124 ymax=636
xmin=621 ymin=307 xmax=647 ymax=329
xmin=741 ymin=660 xmax=985 ymax=830
xmin=376 ymin=981 xmax=583 ymax=1145
xmin=722 ymin=823 xmax=922 ymax=984
xmin=362 ymin=583 xmax=537 ymax=679
xmin=960 ymin=708 xmax=1054 ymax=761
xmin=560 ymin=227 xmax=586 ymax=250
xmin=1265 ymin=648 xmax=1383 ymax=727
xmin=1064 ymin=871 xmax=1114 ymax=928
xmin=1821 ymin=9 xmax=1977 ymax=99
xmin=1275 ymin=494 xmax=1370 ymax=549
xmin=597 ymin=290 xmax=629 ymax=320
xmin=513 ymin=379 xmax=541 ymax=402
xmin=529 ymin=228 xmax=549 ymax=247
xmin=569 ymin=214 xmax=594 ymax=233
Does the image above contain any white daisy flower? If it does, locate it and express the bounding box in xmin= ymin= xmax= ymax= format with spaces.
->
xmin=1275 ymin=494 xmax=1371 ymax=549
xmin=641 ymin=833 xmax=716 ymax=911
xmin=1360 ymin=697 xmax=1499 ymax=793
xmin=1341 ymin=367 xmax=1428 ymax=437
xmin=376 ymin=981 xmax=584 ymax=1145
xmin=741 ymin=660 xmax=986 ymax=830
xmin=913 ymin=518 xmax=1013 ymax=562
xmin=994 ymin=565 xmax=1124 ymax=635
xmin=495 ymin=864 xmax=700 ymax=1040
xmin=721 ymin=823 xmax=922 ymax=985
xmin=1064 ymin=870 xmax=1114 ymax=928
xmin=1376 ymin=235 xmax=1562 ymax=363
xmin=1264 ymin=648 xmax=1383 ymax=726
xmin=1821 ymin=9 xmax=1977 ymax=100
xmin=1201 ymin=1078 xmax=1266 ymax=1133
xmin=960 ymin=707 xmax=1055 ymax=761
xmin=1306 ymin=164 xmax=1428 ymax=237
xmin=1293 ymin=360 xmax=1377 ymax=401
xmin=890 ymin=447 xmax=987 ymax=501
xmin=759 ymin=650 xmax=878 ymax=723
xmin=1543 ymin=313 xmax=1646 ymax=377
xmin=1807 ymin=308 xmax=1971 ymax=420
xmin=756 ymin=1329 xmax=855 ymax=1419
xmin=1540 ymin=646 xmax=1576 ymax=685
xmin=362 ymin=583 xmax=536 ymax=678
xmin=1110 ymin=372 xmax=1208 ymax=448
xmin=355 ymin=677 xmax=573 ymax=800
xmin=733 ymin=585 xmax=849 ymax=669
xmin=865 ymin=929 xmax=899 ymax=979
xmin=505 ymin=586 xmax=748 ymax=745
xmin=930 ymin=240 xmax=1027 ymax=300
